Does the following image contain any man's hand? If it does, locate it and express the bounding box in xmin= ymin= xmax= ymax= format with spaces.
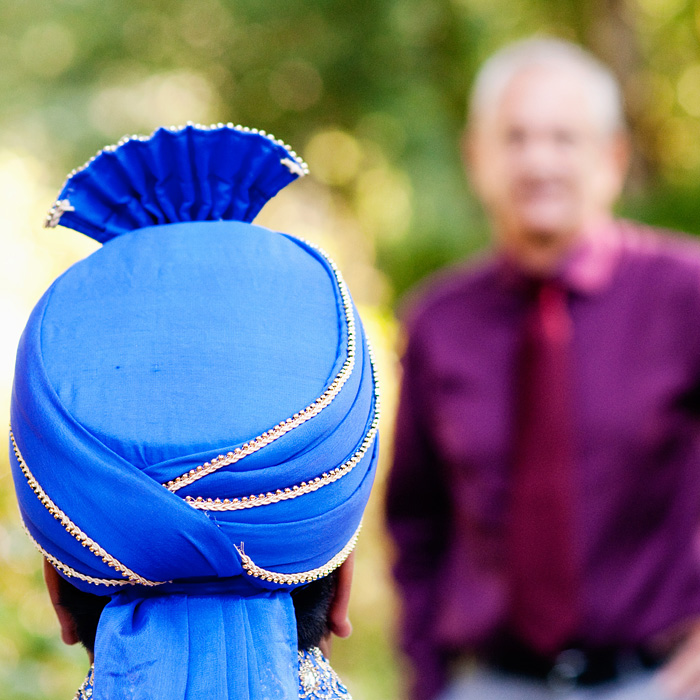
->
xmin=658 ymin=621 xmax=700 ymax=698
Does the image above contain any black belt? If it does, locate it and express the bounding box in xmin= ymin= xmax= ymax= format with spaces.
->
xmin=485 ymin=637 xmax=667 ymax=689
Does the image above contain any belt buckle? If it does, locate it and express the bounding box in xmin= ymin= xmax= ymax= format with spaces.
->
xmin=547 ymin=649 xmax=587 ymax=693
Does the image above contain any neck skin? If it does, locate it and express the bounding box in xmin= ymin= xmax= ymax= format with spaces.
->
xmin=495 ymin=214 xmax=615 ymax=277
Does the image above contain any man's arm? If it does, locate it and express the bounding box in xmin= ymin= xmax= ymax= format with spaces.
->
xmin=658 ymin=621 xmax=700 ymax=698
xmin=385 ymin=325 xmax=452 ymax=700
xmin=656 ymin=262 xmax=700 ymax=700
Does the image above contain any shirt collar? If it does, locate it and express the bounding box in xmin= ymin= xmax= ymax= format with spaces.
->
xmin=497 ymin=218 xmax=622 ymax=296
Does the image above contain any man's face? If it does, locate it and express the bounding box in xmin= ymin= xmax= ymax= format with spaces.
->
xmin=467 ymin=65 xmax=628 ymax=273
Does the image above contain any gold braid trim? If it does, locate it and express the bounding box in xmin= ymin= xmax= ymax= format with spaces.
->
xmin=235 ymin=523 xmax=361 ymax=585
xmin=184 ymin=339 xmax=380 ymax=511
xmin=185 ymin=422 xmax=378 ymax=511
xmin=164 ymin=247 xmax=358 ymax=493
xmin=10 ymin=428 xmax=162 ymax=586
xmin=20 ymin=520 xmax=141 ymax=587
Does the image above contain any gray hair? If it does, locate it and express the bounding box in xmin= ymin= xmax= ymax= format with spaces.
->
xmin=469 ymin=37 xmax=626 ymax=135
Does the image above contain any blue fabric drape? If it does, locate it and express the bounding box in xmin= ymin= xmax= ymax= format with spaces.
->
xmin=95 ymin=587 xmax=299 ymax=700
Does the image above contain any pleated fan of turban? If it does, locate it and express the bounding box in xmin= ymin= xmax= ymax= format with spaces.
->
xmin=9 ymin=124 xmax=380 ymax=700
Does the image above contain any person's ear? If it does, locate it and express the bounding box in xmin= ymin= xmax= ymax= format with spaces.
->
xmin=43 ymin=559 xmax=80 ymax=646
xmin=596 ymin=129 xmax=631 ymax=212
xmin=328 ymin=551 xmax=355 ymax=639
xmin=461 ymin=128 xmax=477 ymax=178
xmin=611 ymin=130 xmax=631 ymax=190
xmin=461 ymin=126 xmax=489 ymax=203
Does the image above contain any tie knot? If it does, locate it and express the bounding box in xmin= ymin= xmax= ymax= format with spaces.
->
xmin=532 ymin=279 xmax=571 ymax=343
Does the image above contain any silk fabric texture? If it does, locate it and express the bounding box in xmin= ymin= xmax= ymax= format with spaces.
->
xmin=508 ymin=281 xmax=579 ymax=654
xmin=9 ymin=126 xmax=379 ymax=700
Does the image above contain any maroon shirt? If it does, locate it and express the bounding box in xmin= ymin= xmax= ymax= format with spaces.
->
xmin=386 ymin=221 xmax=700 ymax=700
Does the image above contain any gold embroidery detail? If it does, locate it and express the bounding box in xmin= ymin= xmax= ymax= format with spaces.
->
xmin=45 ymin=122 xmax=309 ymax=228
xmin=185 ymin=421 xmax=378 ymax=511
xmin=9 ymin=428 xmax=162 ymax=587
xmin=75 ymin=652 xmax=352 ymax=700
xmin=72 ymin=664 xmax=94 ymax=700
xmin=298 ymin=647 xmax=352 ymax=699
xmin=21 ymin=519 xmax=138 ymax=587
xmin=235 ymin=523 xmax=361 ymax=585
xmin=165 ymin=247 xmax=358 ymax=493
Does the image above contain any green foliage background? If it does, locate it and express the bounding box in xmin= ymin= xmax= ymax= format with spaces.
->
xmin=1 ymin=1 xmax=700 ymax=698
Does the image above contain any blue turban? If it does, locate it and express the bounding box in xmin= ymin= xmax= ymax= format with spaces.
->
xmin=9 ymin=124 xmax=380 ymax=700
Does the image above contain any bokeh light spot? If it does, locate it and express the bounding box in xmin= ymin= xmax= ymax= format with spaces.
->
xmin=627 ymin=71 xmax=675 ymax=126
xmin=268 ymin=60 xmax=323 ymax=112
xmin=357 ymin=113 xmax=407 ymax=160
xmin=306 ymin=130 xmax=363 ymax=186
xmin=178 ymin=0 xmax=233 ymax=51
xmin=89 ymin=72 xmax=217 ymax=137
xmin=657 ymin=117 xmax=700 ymax=172
xmin=677 ymin=64 xmax=700 ymax=117
xmin=636 ymin=0 xmax=686 ymax=21
xmin=355 ymin=167 xmax=413 ymax=240
xmin=19 ymin=23 xmax=75 ymax=78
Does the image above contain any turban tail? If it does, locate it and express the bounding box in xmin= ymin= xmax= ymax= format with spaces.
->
xmin=10 ymin=125 xmax=380 ymax=699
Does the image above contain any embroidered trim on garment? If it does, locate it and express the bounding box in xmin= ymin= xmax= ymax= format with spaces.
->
xmin=164 ymin=243 xmax=360 ymax=494
xmin=72 ymin=648 xmax=351 ymax=700
xmin=46 ymin=199 xmax=75 ymax=228
xmin=72 ymin=664 xmax=94 ymax=700
xmin=236 ymin=523 xmax=361 ymax=585
xmin=21 ymin=520 xmax=138 ymax=587
xmin=45 ymin=122 xmax=309 ymax=229
xmin=10 ymin=428 xmax=162 ymax=587
xmin=184 ymin=408 xmax=379 ymax=511
xmin=298 ymin=647 xmax=353 ymax=699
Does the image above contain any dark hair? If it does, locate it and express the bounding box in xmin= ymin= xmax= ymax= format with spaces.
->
xmin=57 ymin=570 xmax=338 ymax=653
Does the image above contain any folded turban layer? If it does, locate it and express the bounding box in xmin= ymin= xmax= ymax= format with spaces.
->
xmin=9 ymin=124 xmax=380 ymax=700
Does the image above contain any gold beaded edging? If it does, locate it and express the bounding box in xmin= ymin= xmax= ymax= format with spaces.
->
xmin=46 ymin=199 xmax=74 ymax=228
xmin=9 ymin=427 xmax=162 ymax=587
xmin=45 ymin=121 xmax=310 ymax=229
xmin=298 ymin=647 xmax=353 ymax=699
xmin=72 ymin=664 xmax=94 ymax=700
xmin=20 ymin=520 xmax=138 ymax=588
xmin=235 ymin=523 xmax=361 ymax=586
xmin=164 ymin=243 xmax=358 ymax=493
xmin=185 ymin=408 xmax=378 ymax=512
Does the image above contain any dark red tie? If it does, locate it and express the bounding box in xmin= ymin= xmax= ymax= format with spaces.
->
xmin=508 ymin=280 xmax=580 ymax=656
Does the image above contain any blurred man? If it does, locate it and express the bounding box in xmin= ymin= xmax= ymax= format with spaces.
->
xmin=10 ymin=123 xmax=380 ymax=700
xmin=386 ymin=38 xmax=700 ymax=700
